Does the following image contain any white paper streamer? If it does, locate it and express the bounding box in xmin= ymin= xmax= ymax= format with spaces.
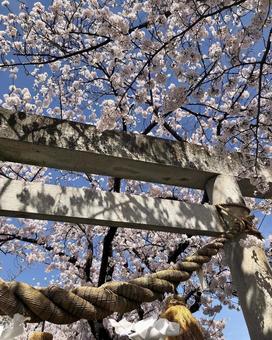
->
xmin=0 ymin=314 xmax=29 ymax=340
xmin=197 ymin=268 xmax=207 ymax=290
xmin=109 ymin=316 xmax=181 ymax=340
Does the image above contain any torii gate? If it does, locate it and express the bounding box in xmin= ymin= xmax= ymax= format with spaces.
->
xmin=0 ymin=108 xmax=271 ymax=339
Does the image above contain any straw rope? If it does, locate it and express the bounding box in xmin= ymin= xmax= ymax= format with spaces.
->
xmin=0 ymin=237 xmax=226 ymax=324
xmin=0 ymin=205 xmax=258 ymax=324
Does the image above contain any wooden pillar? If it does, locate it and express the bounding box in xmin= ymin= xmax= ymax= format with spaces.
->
xmin=206 ymin=175 xmax=272 ymax=340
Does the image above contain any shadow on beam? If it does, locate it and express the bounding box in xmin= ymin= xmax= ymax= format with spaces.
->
xmin=0 ymin=178 xmax=225 ymax=237
xmin=0 ymin=108 xmax=271 ymax=198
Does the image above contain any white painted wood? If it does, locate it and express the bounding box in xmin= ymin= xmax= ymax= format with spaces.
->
xmin=0 ymin=178 xmax=225 ymax=236
xmin=0 ymin=108 xmax=271 ymax=198
xmin=206 ymin=175 xmax=272 ymax=340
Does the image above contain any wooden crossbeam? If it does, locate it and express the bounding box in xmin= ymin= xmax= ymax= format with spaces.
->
xmin=0 ymin=178 xmax=225 ymax=236
xmin=0 ymin=108 xmax=271 ymax=198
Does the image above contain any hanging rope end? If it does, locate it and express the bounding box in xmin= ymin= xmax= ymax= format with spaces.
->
xmin=29 ymin=332 xmax=53 ymax=340
xmin=161 ymin=295 xmax=205 ymax=340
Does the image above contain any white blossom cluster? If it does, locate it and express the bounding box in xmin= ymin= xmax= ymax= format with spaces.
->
xmin=239 ymin=235 xmax=265 ymax=249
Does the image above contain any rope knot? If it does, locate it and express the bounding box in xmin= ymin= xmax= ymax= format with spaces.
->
xmin=216 ymin=204 xmax=263 ymax=239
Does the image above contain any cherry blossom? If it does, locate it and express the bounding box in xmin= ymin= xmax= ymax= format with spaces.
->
xmin=0 ymin=0 xmax=271 ymax=339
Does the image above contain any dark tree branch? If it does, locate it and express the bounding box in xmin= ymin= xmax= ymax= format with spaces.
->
xmin=94 ymin=178 xmax=121 ymax=340
xmin=88 ymin=320 xmax=113 ymax=340
xmin=0 ymin=233 xmax=80 ymax=268
xmin=0 ymin=38 xmax=112 ymax=67
xmin=98 ymin=178 xmax=121 ymax=286
xmin=167 ymin=240 xmax=190 ymax=264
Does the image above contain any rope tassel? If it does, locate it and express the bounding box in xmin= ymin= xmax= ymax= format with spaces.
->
xmin=29 ymin=332 xmax=53 ymax=340
xmin=161 ymin=296 xmax=204 ymax=340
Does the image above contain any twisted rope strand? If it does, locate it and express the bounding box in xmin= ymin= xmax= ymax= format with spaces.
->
xmin=0 ymin=205 xmax=257 ymax=325
xmin=0 ymin=237 xmax=226 ymax=324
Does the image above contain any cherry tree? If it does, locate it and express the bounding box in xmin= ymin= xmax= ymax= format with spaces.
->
xmin=0 ymin=0 xmax=271 ymax=339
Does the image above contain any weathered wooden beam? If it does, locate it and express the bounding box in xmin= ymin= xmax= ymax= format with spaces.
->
xmin=206 ymin=175 xmax=272 ymax=340
xmin=0 ymin=178 xmax=225 ymax=236
xmin=0 ymin=108 xmax=271 ymax=198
